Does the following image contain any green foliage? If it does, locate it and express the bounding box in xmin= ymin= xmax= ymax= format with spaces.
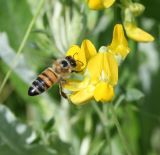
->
xmin=141 ymin=0 xmax=160 ymax=22
xmin=0 ymin=0 xmax=160 ymax=155
xmin=125 ymin=88 xmax=144 ymax=102
xmin=0 ymin=104 xmax=56 ymax=155
xmin=0 ymin=0 xmax=32 ymax=49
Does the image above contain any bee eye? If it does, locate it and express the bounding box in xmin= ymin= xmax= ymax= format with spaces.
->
xmin=61 ymin=60 xmax=68 ymax=68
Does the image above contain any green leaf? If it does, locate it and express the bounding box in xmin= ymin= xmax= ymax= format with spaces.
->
xmin=0 ymin=32 xmax=40 ymax=104
xmin=0 ymin=33 xmax=36 ymax=84
xmin=49 ymin=136 xmax=71 ymax=155
xmin=0 ymin=0 xmax=32 ymax=49
xmin=0 ymin=104 xmax=32 ymax=155
xmin=0 ymin=104 xmax=56 ymax=155
xmin=88 ymin=139 xmax=105 ymax=155
xmin=125 ymin=88 xmax=144 ymax=102
xmin=44 ymin=117 xmax=55 ymax=132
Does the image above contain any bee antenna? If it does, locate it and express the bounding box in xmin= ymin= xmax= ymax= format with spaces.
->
xmin=73 ymin=52 xmax=78 ymax=59
xmin=71 ymin=52 xmax=84 ymax=67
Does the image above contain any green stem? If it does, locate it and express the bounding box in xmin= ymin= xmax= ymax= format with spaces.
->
xmin=114 ymin=94 xmax=125 ymax=109
xmin=110 ymin=104 xmax=133 ymax=155
xmin=0 ymin=0 xmax=45 ymax=94
xmin=114 ymin=3 xmax=122 ymax=24
xmin=92 ymin=102 xmax=112 ymax=155
xmin=130 ymin=40 xmax=138 ymax=71
xmin=103 ymin=104 xmax=112 ymax=155
xmin=92 ymin=102 xmax=106 ymax=127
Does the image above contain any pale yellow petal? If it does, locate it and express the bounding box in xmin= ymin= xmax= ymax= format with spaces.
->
xmin=66 ymin=45 xmax=86 ymax=71
xmin=87 ymin=52 xmax=118 ymax=85
xmin=103 ymin=0 xmax=115 ymax=8
xmin=81 ymin=39 xmax=97 ymax=60
xmin=124 ymin=23 xmax=154 ymax=42
xmin=128 ymin=2 xmax=145 ymax=16
xmin=63 ymin=77 xmax=90 ymax=91
xmin=87 ymin=0 xmax=104 ymax=10
xmin=108 ymin=24 xmax=130 ymax=59
xmin=103 ymin=52 xmax=118 ymax=85
xmin=69 ymin=85 xmax=95 ymax=105
xmin=94 ymin=82 xmax=114 ymax=102
xmin=87 ymin=53 xmax=103 ymax=83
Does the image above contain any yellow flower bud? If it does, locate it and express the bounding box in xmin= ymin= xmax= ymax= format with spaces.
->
xmin=124 ymin=22 xmax=154 ymax=42
xmin=129 ymin=3 xmax=145 ymax=17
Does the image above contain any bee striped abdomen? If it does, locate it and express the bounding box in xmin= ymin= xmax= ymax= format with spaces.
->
xmin=28 ymin=68 xmax=58 ymax=96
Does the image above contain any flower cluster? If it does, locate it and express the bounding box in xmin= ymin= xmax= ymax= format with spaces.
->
xmin=62 ymin=0 xmax=154 ymax=105
xmin=64 ymin=24 xmax=129 ymax=105
xmin=87 ymin=0 xmax=154 ymax=42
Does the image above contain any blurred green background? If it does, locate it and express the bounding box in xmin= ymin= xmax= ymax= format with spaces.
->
xmin=0 ymin=0 xmax=160 ymax=155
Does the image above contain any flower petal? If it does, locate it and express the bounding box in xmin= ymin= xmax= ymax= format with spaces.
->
xmin=66 ymin=45 xmax=86 ymax=71
xmin=69 ymin=85 xmax=95 ymax=105
xmin=87 ymin=52 xmax=118 ymax=85
xmin=94 ymin=82 xmax=114 ymax=102
xmin=87 ymin=0 xmax=115 ymax=10
xmin=87 ymin=53 xmax=103 ymax=83
xmin=103 ymin=52 xmax=118 ymax=85
xmin=63 ymin=77 xmax=90 ymax=91
xmin=81 ymin=39 xmax=97 ymax=61
xmin=108 ymin=24 xmax=130 ymax=59
xmin=103 ymin=0 xmax=115 ymax=8
xmin=87 ymin=0 xmax=104 ymax=10
xmin=124 ymin=23 xmax=154 ymax=42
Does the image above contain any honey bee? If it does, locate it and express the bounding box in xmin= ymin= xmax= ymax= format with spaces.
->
xmin=28 ymin=56 xmax=78 ymax=98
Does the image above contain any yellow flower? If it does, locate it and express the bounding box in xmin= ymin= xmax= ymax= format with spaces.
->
xmin=63 ymin=24 xmax=129 ymax=105
xmin=64 ymin=52 xmax=118 ymax=105
xmin=124 ymin=22 xmax=154 ymax=42
xmin=108 ymin=24 xmax=130 ymax=59
xmin=87 ymin=0 xmax=115 ymax=10
xmin=66 ymin=39 xmax=97 ymax=71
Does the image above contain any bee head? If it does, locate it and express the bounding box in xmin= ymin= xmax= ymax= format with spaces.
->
xmin=65 ymin=56 xmax=77 ymax=68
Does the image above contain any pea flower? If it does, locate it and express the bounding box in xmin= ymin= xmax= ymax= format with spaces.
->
xmin=87 ymin=0 xmax=154 ymax=43
xmin=64 ymin=52 xmax=118 ymax=105
xmin=123 ymin=4 xmax=154 ymax=42
xmin=64 ymin=24 xmax=129 ymax=105
xmin=124 ymin=22 xmax=154 ymax=42
xmin=87 ymin=0 xmax=115 ymax=10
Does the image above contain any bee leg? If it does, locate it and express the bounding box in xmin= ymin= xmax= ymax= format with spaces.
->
xmin=59 ymin=82 xmax=68 ymax=99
